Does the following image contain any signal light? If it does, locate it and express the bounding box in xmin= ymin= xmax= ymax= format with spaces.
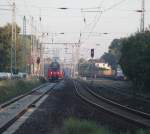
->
xmin=37 ymin=57 xmax=40 ymax=64
xmin=91 ymin=49 xmax=94 ymax=58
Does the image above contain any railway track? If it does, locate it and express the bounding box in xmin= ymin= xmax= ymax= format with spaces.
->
xmin=88 ymin=79 xmax=150 ymax=102
xmin=85 ymin=80 xmax=150 ymax=113
xmin=98 ymin=82 xmax=150 ymax=102
xmin=0 ymin=82 xmax=57 ymax=134
xmin=74 ymin=80 xmax=150 ymax=128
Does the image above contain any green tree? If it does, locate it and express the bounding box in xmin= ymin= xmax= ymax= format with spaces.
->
xmin=100 ymin=39 xmax=123 ymax=70
xmin=101 ymin=52 xmax=117 ymax=70
xmin=120 ymin=31 xmax=150 ymax=91
xmin=0 ymin=23 xmax=32 ymax=72
xmin=17 ymin=35 xmax=32 ymax=72
xmin=0 ymin=24 xmax=13 ymax=71
xmin=78 ymin=58 xmax=90 ymax=76
xmin=78 ymin=58 xmax=99 ymax=77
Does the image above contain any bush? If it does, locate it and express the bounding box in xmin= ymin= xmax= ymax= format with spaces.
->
xmin=136 ymin=129 xmax=150 ymax=134
xmin=63 ymin=118 xmax=109 ymax=134
xmin=0 ymin=78 xmax=43 ymax=104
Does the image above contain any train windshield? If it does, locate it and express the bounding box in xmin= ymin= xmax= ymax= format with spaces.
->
xmin=49 ymin=62 xmax=60 ymax=71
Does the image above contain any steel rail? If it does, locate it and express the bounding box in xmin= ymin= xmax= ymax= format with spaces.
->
xmin=98 ymin=82 xmax=150 ymax=102
xmin=0 ymin=82 xmax=57 ymax=133
xmin=74 ymin=80 xmax=150 ymax=128
xmin=86 ymin=80 xmax=150 ymax=103
xmin=0 ymin=83 xmax=49 ymax=109
xmin=92 ymin=83 xmax=150 ymax=106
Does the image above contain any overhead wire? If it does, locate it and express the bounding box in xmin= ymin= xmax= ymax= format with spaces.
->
xmin=81 ymin=12 xmax=103 ymax=44
xmin=0 ymin=5 xmax=11 ymax=7
xmin=20 ymin=5 xmax=102 ymax=10
xmin=103 ymin=0 xmax=127 ymax=12
xmin=0 ymin=0 xmax=132 ymax=53
xmin=6 ymin=0 xmax=12 ymax=6
xmin=0 ymin=8 xmax=11 ymax=11
xmin=80 ymin=0 xmax=105 ymax=45
xmin=80 ymin=0 xmax=128 ymax=45
xmin=15 ymin=0 xmax=41 ymax=35
xmin=0 ymin=0 xmax=12 ymax=11
xmin=7 ymin=0 xmax=133 ymax=45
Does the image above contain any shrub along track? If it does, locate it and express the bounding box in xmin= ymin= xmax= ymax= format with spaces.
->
xmin=0 ymin=79 xmax=44 ymax=104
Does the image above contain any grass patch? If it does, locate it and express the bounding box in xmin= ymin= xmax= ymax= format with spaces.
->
xmin=0 ymin=78 xmax=44 ymax=104
xmin=136 ymin=129 xmax=150 ymax=134
xmin=62 ymin=118 xmax=109 ymax=134
xmin=61 ymin=118 xmax=150 ymax=134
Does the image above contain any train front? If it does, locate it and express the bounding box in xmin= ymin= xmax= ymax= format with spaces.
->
xmin=47 ymin=61 xmax=64 ymax=81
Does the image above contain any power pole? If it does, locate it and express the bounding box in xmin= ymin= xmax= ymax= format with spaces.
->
xmin=76 ymin=33 xmax=81 ymax=77
xmin=11 ymin=0 xmax=16 ymax=76
xmin=23 ymin=16 xmax=27 ymax=72
xmin=72 ymin=45 xmax=75 ymax=78
xmin=75 ymin=43 xmax=80 ymax=77
xmin=30 ymin=16 xmax=34 ymax=75
xmin=37 ymin=15 xmax=42 ymax=76
xmin=140 ymin=0 xmax=145 ymax=32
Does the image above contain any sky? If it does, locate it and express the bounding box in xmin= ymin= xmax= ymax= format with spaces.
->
xmin=0 ymin=0 xmax=150 ymax=60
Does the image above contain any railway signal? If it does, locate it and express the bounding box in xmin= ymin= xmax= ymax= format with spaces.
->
xmin=91 ymin=49 xmax=94 ymax=58
xmin=37 ymin=57 xmax=40 ymax=64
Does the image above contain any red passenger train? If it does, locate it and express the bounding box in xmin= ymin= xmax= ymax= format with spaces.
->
xmin=47 ymin=61 xmax=64 ymax=81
